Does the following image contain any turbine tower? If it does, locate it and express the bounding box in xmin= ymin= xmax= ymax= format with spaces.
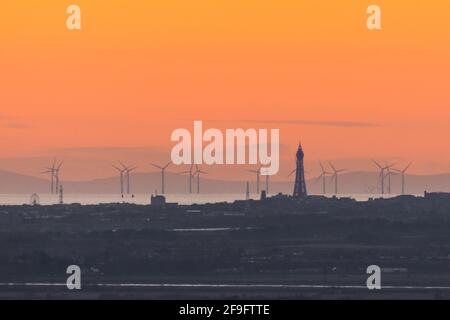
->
xmin=113 ymin=164 xmax=127 ymax=195
xmin=261 ymin=167 xmax=270 ymax=194
xmin=59 ymin=185 xmax=64 ymax=205
xmin=372 ymin=160 xmax=394 ymax=195
xmin=393 ymin=163 xmax=412 ymax=195
xmin=54 ymin=161 xmax=64 ymax=193
xmin=125 ymin=166 xmax=137 ymax=195
xmin=328 ymin=162 xmax=346 ymax=195
xmin=384 ymin=166 xmax=397 ymax=195
xmin=42 ymin=159 xmax=56 ymax=194
xmin=293 ymin=142 xmax=307 ymax=198
xmin=179 ymin=164 xmax=194 ymax=194
xmin=247 ymin=167 xmax=261 ymax=194
xmin=316 ymin=162 xmax=332 ymax=195
xmin=151 ymin=161 xmax=171 ymax=194
xmin=246 ymin=181 xmax=250 ymax=200
xmin=194 ymin=165 xmax=208 ymax=194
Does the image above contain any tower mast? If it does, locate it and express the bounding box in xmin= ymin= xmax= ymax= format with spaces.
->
xmin=293 ymin=142 xmax=308 ymax=198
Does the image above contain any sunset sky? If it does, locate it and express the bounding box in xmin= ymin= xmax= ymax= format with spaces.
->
xmin=0 ymin=1 xmax=449 ymax=181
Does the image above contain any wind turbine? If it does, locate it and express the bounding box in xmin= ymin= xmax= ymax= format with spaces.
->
xmin=179 ymin=164 xmax=195 ymax=194
xmin=384 ymin=166 xmax=397 ymax=194
xmin=328 ymin=162 xmax=346 ymax=195
xmin=315 ymin=162 xmax=332 ymax=195
xmin=151 ymin=161 xmax=171 ymax=194
xmin=194 ymin=165 xmax=208 ymax=194
xmin=54 ymin=160 xmax=64 ymax=193
xmin=42 ymin=159 xmax=56 ymax=193
xmin=247 ymin=167 xmax=261 ymax=194
xmin=261 ymin=167 xmax=271 ymax=194
xmin=113 ymin=163 xmax=127 ymax=195
xmin=125 ymin=166 xmax=138 ymax=195
xmin=372 ymin=160 xmax=394 ymax=195
xmin=393 ymin=163 xmax=412 ymax=195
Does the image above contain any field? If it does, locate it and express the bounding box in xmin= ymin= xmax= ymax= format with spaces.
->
xmin=1 ymin=197 xmax=450 ymax=299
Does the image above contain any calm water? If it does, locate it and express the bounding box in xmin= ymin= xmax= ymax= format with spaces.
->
xmin=0 ymin=193 xmax=403 ymax=206
xmin=0 ymin=282 xmax=448 ymax=290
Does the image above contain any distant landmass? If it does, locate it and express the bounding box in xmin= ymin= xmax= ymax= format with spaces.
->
xmin=0 ymin=170 xmax=449 ymax=195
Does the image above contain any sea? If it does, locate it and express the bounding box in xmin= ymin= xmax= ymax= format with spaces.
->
xmin=0 ymin=193 xmax=404 ymax=206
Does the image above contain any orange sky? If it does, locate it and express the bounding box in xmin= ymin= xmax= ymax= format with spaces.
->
xmin=0 ymin=1 xmax=449 ymax=180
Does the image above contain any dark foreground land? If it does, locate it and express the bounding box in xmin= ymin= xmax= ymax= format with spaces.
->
xmin=1 ymin=192 xmax=450 ymax=299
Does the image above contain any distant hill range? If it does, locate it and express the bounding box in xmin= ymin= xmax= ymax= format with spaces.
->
xmin=0 ymin=170 xmax=449 ymax=195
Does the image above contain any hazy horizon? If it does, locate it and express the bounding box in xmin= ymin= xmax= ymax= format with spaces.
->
xmin=0 ymin=153 xmax=449 ymax=182
xmin=0 ymin=169 xmax=449 ymax=196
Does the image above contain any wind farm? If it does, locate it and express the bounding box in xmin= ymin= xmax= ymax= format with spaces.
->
xmin=0 ymin=150 xmax=443 ymax=206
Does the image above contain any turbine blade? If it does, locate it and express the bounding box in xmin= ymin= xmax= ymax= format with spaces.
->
xmin=328 ymin=161 xmax=336 ymax=172
xmin=119 ymin=161 xmax=127 ymax=169
xmin=319 ymin=161 xmax=325 ymax=172
xmin=372 ymin=159 xmax=382 ymax=169
xmin=151 ymin=164 xmax=163 ymax=170
xmin=404 ymin=162 xmax=412 ymax=172
xmin=163 ymin=162 xmax=171 ymax=169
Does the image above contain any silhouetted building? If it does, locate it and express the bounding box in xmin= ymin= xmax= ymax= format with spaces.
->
xmin=151 ymin=194 xmax=166 ymax=207
xmin=293 ymin=142 xmax=308 ymax=198
xmin=260 ymin=190 xmax=267 ymax=201
xmin=30 ymin=193 xmax=40 ymax=206
xmin=424 ymin=191 xmax=450 ymax=200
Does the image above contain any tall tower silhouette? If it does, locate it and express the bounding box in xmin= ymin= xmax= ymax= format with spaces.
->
xmin=293 ymin=142 xmax=308 ymax=198
xmin=59 ymin=185 xmax=64 ymax=205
